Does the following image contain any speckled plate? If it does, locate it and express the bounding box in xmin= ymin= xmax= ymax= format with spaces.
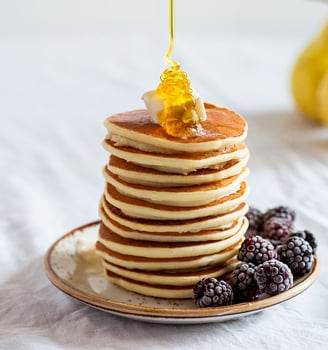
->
xmin=44 ymin=221 xmax=320 ymax=324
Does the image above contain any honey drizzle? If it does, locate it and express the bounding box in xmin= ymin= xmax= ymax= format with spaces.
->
xmin=164 ymin=0 xmax=174 ymax=66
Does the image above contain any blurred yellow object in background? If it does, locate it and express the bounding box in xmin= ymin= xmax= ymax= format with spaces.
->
xmin=291 ymin=21 xmax=328 ymax=125
xmin=317 ymin=71 xmax=328 ymax=125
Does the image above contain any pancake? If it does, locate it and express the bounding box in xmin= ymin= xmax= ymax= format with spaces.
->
xmin=103 ymin=139 xmax=248 ymax=174
xmin=105 ymin=102 xmax=247 ymax=154
xmin=101 ymin=258 xmax=237 ymax=299
xmin=99 ymin=203 xmax=245 ymax=242
xmin=98 ymin=220 xmax=247 ymax=259
xmin=103 ymin=180 xmax=249 ymax=220
xmin=107 ymin=152 xmax=249 ymax=187
xmin=103 ymin=264 xmax=236 ymax=299
xmin=102 ymin=260 xmax=236 ymax=286
xmin=101 ymin=200 xmax=248 ymax=233
xmin=96 ymin=240 xmax=242 ymax=271
xmin=103 ymin=167 xmax=249 ymax=207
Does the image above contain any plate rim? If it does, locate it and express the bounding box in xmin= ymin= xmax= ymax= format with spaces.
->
xmin=44 ymin=221 xmax=320 ymax=320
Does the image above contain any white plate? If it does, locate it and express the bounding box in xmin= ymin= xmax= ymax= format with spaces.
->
xmin=44 ymin=221 xmax=320 ymax=324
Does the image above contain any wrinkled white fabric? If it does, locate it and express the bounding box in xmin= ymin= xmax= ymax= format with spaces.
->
xmin=0 ymin=32 xmax=328 ymax=350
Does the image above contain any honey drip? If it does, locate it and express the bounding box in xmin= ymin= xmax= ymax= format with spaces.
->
xmin=155 ymin=0 xmax=202 ymax=138
xmin=164 ymin=0 xmax=174 ymax=66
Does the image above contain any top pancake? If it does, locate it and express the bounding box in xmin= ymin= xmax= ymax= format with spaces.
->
xmin=105 ymin=103 xmax=247 ymax=153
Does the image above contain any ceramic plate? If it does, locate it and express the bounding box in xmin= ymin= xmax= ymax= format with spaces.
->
xmin=44 ymin=221 xmax=320 ymax=324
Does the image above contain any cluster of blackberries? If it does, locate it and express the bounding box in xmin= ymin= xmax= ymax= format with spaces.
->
xmin=192 ymin=205 xmax=318 ymax=308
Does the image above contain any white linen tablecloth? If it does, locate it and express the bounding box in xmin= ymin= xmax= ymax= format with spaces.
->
xmin=1 ymin=31 xmax=328 ymax=350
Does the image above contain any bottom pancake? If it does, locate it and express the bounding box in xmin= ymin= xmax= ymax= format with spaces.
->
xmin=103 ymin=259 xmax=237 ymax=299
xmin=102 ymin=259 xmax=237 ymax=286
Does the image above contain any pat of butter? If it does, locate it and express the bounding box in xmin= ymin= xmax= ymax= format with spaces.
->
xmin=142 ymin=89 xmax=207 ymax=124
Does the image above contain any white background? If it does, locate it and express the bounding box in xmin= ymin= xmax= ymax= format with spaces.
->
xmin=0 ymin=0 xmax=327 ymax=35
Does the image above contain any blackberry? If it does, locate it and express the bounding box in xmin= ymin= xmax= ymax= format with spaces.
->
xmin=238 ymin=235 xmax=277 ymax=265
xmin=192 ymin=278 xmax=233 ymax=307
xmin=245 ymin=227 xmax=259 ymax=238
xmin=263 ymin=217 xmax=294 ymax=242
xmin=277 ymin=236 xmax=314 ymax=276
xmin=246 ymin=206 xmax=263 ymax=231
xmin=254 ymin=259 xmax=293 ymax=295
xmin=230 ymin=262 xmax=260 ymax=302
xmin=263 ymin=206 xmax=296 ymax=223
xmin=289 ymin=230 xmax=318 ymax=253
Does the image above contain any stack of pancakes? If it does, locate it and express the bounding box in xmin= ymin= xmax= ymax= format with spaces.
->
xmin=96 ymin=102 xmax=249 ymax=299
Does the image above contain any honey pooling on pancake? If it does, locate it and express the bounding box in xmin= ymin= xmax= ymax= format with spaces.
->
xmin=142 ymin=0 xmax=206 ymax=138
